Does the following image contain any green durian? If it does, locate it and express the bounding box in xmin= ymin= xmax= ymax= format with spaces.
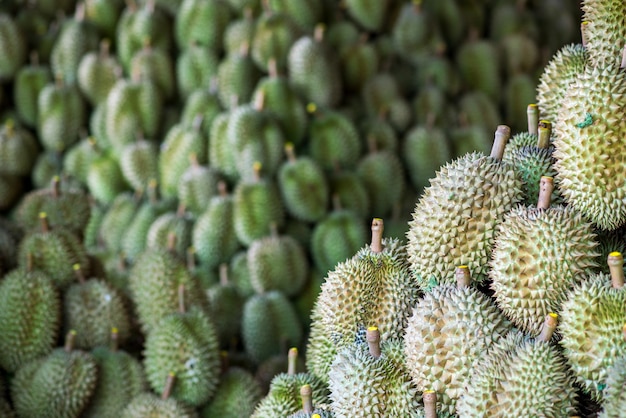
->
xmin=0 ymin=12 xmax=26 ymax=80
xmin=599 ymin=355 xmax=626 ymax=418
xmin=229 ymin=250 xmax=255 ymax=298
xmin=205 ymin=264 xmax=245 ymax=347
xmin=0 ymin=173 xmax=22 ymax=211
xmin=391 ymin=2 xmax=440 ymax=65
xmin=216 ymin=45 xmax=262 ymax=109
xmin=402 ymin=125 xmax=453 ymax=194
xmin=200 ymin=367 xmax=263 ymax=418
xmin=129 ymin=39 xmax=175 ymax=100
xmin=208 ymin=111 xmax=239 ymax=185
xmin=223 ymin=9 xmax=256 ymax=55
xmin=146 ymin=205 xmax=194 ymax=259
xmin=11 ymin=331 xmax=99 ymax=418
xmin=0 ymin=267 xmax=61 ymax=373
xmin=99 ymin=192 xmax=140 ymax=253
xmin=120 ymin=376 xmax=198 ymax=418
xmin=340 ymin=36 xmax=380 ymax=94
xmin=490 ymin=177 xmax=600 ymax=336
xmin=406 ymin=126 xmax=524 ymax=290
xmin=83 ymin=0 xmax=124 ymax=40
xmin=411 ymin=85 xmax=455 ymax=128
xmin=177 ymin=156 xmax=219 ymax=217
xmin=175 ymin=44 xmax=219 ymax=101
xmin=120 ymin=138 xmax=160 ymax=194
xmin=559 ymin=252 xmax=626 ymax=401
xmin=180 ymin=88 xmax=222 ymax=140
xmin=242 ymin=291 xmax=303 ymax=364
xmin=344 ymin=0 xmax=388 ymax=33
xmin=327 ymin=170 xmax=370 ymax=219
xmin=77 ymin=39 xmax=121 ymax=106
xmin=456 ymin=37 xmax=501 ymax=102
xmin=267 ymin=0 xmax=323 ymax=31
xmin=504 ymin=74 xmax=538 ymax=134
xmin=457 ymin=91 xmax=501 ymax=141
xmin=582 ymin=0 xmax=626 ymax=67
xmin=404 ymin=268 xmax=512 ymax=415
xmin=251 ymin=11 xmax=301 ymax=72
xmin=175 ymin=0 xmax=232 ymax=51
xmin=14 ymin=52 xmax=51 ymax=127
xmin=0 ymin=119 xmax=39 ymax=176
xmin=307 ymin=107 xmax=362 ymax=172
xmin=63 ymin=137 xmax=103 ymax=186
xmin=552 ymin=62 xmax=626 ymax=230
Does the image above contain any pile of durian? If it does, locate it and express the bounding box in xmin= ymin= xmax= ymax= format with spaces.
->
xmin=0 ymin=0 xmax=622 ymax=417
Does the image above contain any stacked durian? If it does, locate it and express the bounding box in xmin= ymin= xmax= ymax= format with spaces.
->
xmin=0 ymin=0 xmax=612 ymax=416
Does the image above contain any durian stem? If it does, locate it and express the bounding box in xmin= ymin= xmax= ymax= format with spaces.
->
xmin=314 ymin=23 xmax=325 ymax=42
xmin=456 ymin=266 xmax=470 ymax=288
xmin=99 ymin=39 xmax=111 ymax=58
xmin=287 ymin=347 xmax=298 ymax=375
xmin=284 ymin=143 xmax=297 ymax=162
xmin=366 ymin=326 xmax=381 ymax=358
xmin=608 ymin=252 xmax=625 ymax=289
xmin=581 ymin=22 xmax=588 ymax=47
xmin=176 ymin=202 xmax=187 ymax=218
xmin=51 ymin=176 xmax=61 ymax=198
xmin=268 ymin=57 xmax=278 ymax=78
xmin=269 ymin=222 xmax=279 ymax=238
xmin=110 ymin=327 xmax=119 ymax=352
xmin=490 ymin=125 xmax=511 ymax=161
xmin=219 ymin=263 xmax=229 ymax=286
xmin=527 ymin=104 xmax=539 ymax=135
xmin=253 ymin=90 xmax=266 ymax=111
xmin=300 ymin=384 xmax=313 ymax=414
xmin=73 ymin=263 xmax=86 ymax=284
xmin=331 ymin=193 xmax=342 ymax=211
xmin=178 ymin=284 xmax=186 ymax=314
xmin=39 ymin=212 xmax=50 ymax=233
xmin=536 ymin=176 xmax=554 ymax=210
xmin=230 ymin=94 xmax=239 ymax=109
xmin=538 ymin=313 xmax=558 ymax=342
xmin=252 ymin=162 xmax=262 ymax=182
xmin=74 ymin=1 xmax=85 ymax=21
xmin=423 ymin=390 xmax=437 ymax=418
xmin=217 ymin=180 xmax=228 ymax=197
xmin=192 ymin=114 xmax=204 ymax=132
xmin=166 ymin=232 xmax=177 ymax=252
xmin=187 ymin=247 xmax=196 ymax=271
xmin=622 ymin=324 xmax=626 ymax=342
xmin=621 ymin=45 xmax=626 ymax=70
xmin=536 ymin=124 xmax=551 ymax=149
xmin=370 ymin=218 xmax=384 ymax=253
xmin=239 ymin=41 xmax=250 ymax=57
xmin=64 ymin=330 xmax=77 ymax=352
xmin=189 ymin=152 xmax=199 ymax=167
xmin=162 ymin=373 xmax=176 ymax=400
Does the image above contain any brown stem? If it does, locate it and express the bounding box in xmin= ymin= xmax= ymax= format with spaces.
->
xmin=455 ymin=266 xmax=470 ymax=288
xmin=217 ymin=180 xmax=228 ymax=197
xmin=490 ymin=125 xmax=511 ymax=161
xmin=314 ymin=23 xmax=325 ymax=42
xmin=284 ymin=143 xmax=296 ymax=162
xmin=269 ymin=222 xmax=279 ymax=238
xmin=300 ymin=384 xmax=313 ymax=414
xmin=252 ymin=162 xmax=262 ymax=182
xmin=51 ymin=175 xmax=61 ymax=198
xmin=189 ymin=153 xmax=199 ymax=167
xmin=623 ymin=323 xmax=626 ymax=342
xmin=178 ymin=284 xmax=186 ymax=314
xmin=39 ymin=212 xmax=50 ymax=233
xmin=536 ymin=176 xmax=554 ymax=210
xmin=370 ymin=218 xmax=384 ymax=253
xmin=64 ymin=330 xmax=77 ymax=352
xmin=99 ymin=38 xmax=111 ymax=58
xmin=267 ymin=57 xmax=279 ymax=78
xmin=162 ymin=372 xmax=176 ymax=400
xmin=608 ymin=252 xmax=625 ymax=289
xmin=527 ymin=104 xmax=539 ymax=135
xmin=74 ymin=1 xmax=85 ymax=21
xmin=26 ymin=252 xmax=34 ymax=273
xmin=423 ymin=390 xmax=437 ymax=418
xmin=110 ymin=327 xmax=119 ymax=352
xmin=253 ymin=90 xmax=266 ymax=111
xmin=187 ymin=247 xmax=196 ymax=271
xmin=166 ymin=232 xmax=177 ymax=252
xmin=219 ymin=263 xmax=229 ymax=286
xmin=366 ymin=326 xmax=381 ymax=358
xmin=538 ymin=313 xmax=558 ymax=342
xmin=581 ymin=22 xmax=588 ymax=47
xmin=73 ymin=264 xmax=86 ymax=284
xmin=537 ymin=125 xmax=551 ymax=149
xmin=176 ymin=202 xmax=187 ymax=217
xmin=288 ymin=347 xmax=298 ymax=375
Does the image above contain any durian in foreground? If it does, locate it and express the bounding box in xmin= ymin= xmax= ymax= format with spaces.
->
xmin=406 ymin=125 xmax=524 ymax=290
xmin=120 ymin=373 xmax=199 ymax=418
xmin=559 ymin=251 xmax=626 ymax=401
xmin=552 ymin=47 xmax=626 ymax=230
xmin=456 ymin=314 xmax=579 ymax=417
xmin=403 ymin=266 xmax=512 ymax=415
xmin=599 ymin=354 xmax=626 ymax=418
xmin=307 ymin=218 xmax=420 ymax=381
xmin=490 ymin=176 xmax=599 ymax=336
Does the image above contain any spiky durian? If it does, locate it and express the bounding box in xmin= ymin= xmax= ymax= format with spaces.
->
xmin=143 ymin=294 xmax=220 ymax=407
xmin=490 ymin=177 xmax=600 ymax=335
xmin=456 ymin=315 xmax=578 ymax=417
xmin=329 ymin=327 xmax=423 ymax=417
xmin=0 ymin=267 xmax=61 ymax=373
xmin=251 ymin=11 xmax=301 ymax=73
xmin=119 ymin=138 xmax=160 ymax=194
xmin=120 ymin=374 xmax=198 ymax=418
xmin=63 ymin=137 xmax=103 ymax=186
xmin=77 ymin=39 xmax=121 ymax=106
xmin=599 ymin=355 xmax=626 ymax=418
xmin=14 ymin=52 xmax=51 ymax=127
xmin=175 ymin=0 xmax=232 ymax=51
xmin=180 ymin=88 xmax=222 ymax=140
xmin=99 ymin=192 xmax=140 ymax=253
xmin=177 ymin=156 xmax=219 ymax=217
xmin=288 ymin=25 xmax=343 ymax=108
xmin=402 ymin=125 xmax=453 ymax=194
xmin=129 ymin=244 xmax=208 ymax=334
xmin=267 ymin=0 xmax=322 ymax=31
xmin=242 ymin=291 xmax=303 ymax=364
xmin=247 ymin=223 xmax=309 ymax=296
xmin=223 ymin=10 xmax=256 ymax=55
xmin=308 ymin=219 xmax=420 ymax=381
xmin=205 ymin=264 xmax=244 ymax=347
xmin=18 ymin=213 xmax=90 ymax=290
xmin=216 ymin=45 xmax=262 ymax=109
xmin=0 ymin=13 xmax=26 ymax=81
xmin=307 ymin=107 xmax=362 ymax=172
xmin=286 ymin=383 xmax=334 ymax=418
xmin=0 ymin=119 xmax=39 ymax=177
xmin=63 ymin=265 xmax=132 ymax=350
xmin=83 ymin=0 xmax=123 ymax=40
xmin=404 ymin=267 xmax=512 ymax=415
xmin=582 ymin=0 xmax=626 ymax=67
xmin=82 ymin=331 xmax=147 ymax=418
xmin=146 ymin=204 xmax=194 ymax=259
xmin=199 ymin=367 xmax=263 ymax=418
xmin=559 ymin=252 xmax=626 ymax=401
xmin=11 ymin=331 xmax=99 ymax=418
xmin=209 ymin=110 xmax=240 ymax=184
xmin=456 ymin=36 xmax=501 ymax=102
xmin=130 ymin=40 xmax=175 ymax=100
xmin=251 ymin=348 xmax=330 ymax=418
xmin=552 ymin=60 xmax=626 ymax=230
xmin=87 ymin=153 xmax=131 ymax=204
xmin=328 ymin=170 xmax=370 ymax=219
xmin=406 ymin=126 xmax=524 ymax=290
xmin=175 ymin=44 xmax=219 ymax=101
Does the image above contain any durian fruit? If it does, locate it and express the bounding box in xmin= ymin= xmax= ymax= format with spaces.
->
xmin=63 ymin=264 xmax=132 ymax=350
xmin=559 ymin=252 xmax=626 ymax=401
xmin=404 ymin=266 xmax=512 ymax=415
xmin=536 ymin=44 xmax=586 ymax=123
xmin=13 ymin=52 xmax=51 ymax=127
xmin=14 ymin=176 xmax=91 ymax=237
xmin=595 ymin=227 xmax=626 ymax=275
xmin=0 ymin=216 xmax=21 ymax=273
xmin=177 ymin=154 xmax=219 ymax=218
xmin=582 ymin=0 xmax=626 ymax=67
xmin=456 ymin=314 xmax=579 ymax=417
xmin=308 ymin=219 xmax=420 ymax=381
xmin=120 ymin=373 xmax=199 ymax=418
xmin=175 ymin=0 xmax=232 ymax=51
xmin=176 ymin=44 xmax=219 ymax=101
xmin=504 ymin=74 xmax=539 ymax=134
xmin=180 ymin=87 xmax=222 ymax=140
xmin=18 ymin=212 xmax=90 ymax=290
xmin=119 ymin=137 xmax=160 ymax=195
xmin=599 ymin=354 xmax=626 ymax=418
xmin=247 ymin=222 xmax=309 ymax=296
xmin=455 ymin=34 xmax=501 ymax=102
xmin=11 ymin=330 xmax=99 ymax=418
xmin=277 ymin=142 xmax=329 ymax=222
xmin=63 ymin=136 xmax=104 ymax=186
xmin=81 ymin=329 xmax=148 ymax=418
xmin=233 ymin=162 xmax=285 ymax=246
xmin=146 ymin=204 xmax=194 ymax=259
xmin=223 ymin=8 xmax=256 ymax=55
xmin=205 ymin=264 xmax=244 ymax=348
xmin=490 ymin=176 xmax=599 ymax=336
xmin=0 ymin=12 xmax=26 ymax=81
xmin=328 ymin=327 xmax=423 ymax=417
xmin=344 ymin=0 xmax=389 ymax=33
xmin=339 ymin=34 xmax=380 ymax=94
xmin=328 ymin=169 xmax=370 ymax=219
xmin=251 ymin=10 xmax=301 ymax=73
xmin=0 ymin=118 xmax=39 ymax=177
xmin=552 ymin=51 xmax=626 ymax=230
xmin=267 ymin=0 xmax=323 ymax=31
xmin=99 ymin=192 xmax=140 ymax=253
xmin=402 ymin=124 xmax=453 ymax=194
xmin=143 ymin=285 xmax=220 ymax=407
xmin=83 ymin=0 xmax=124 ymax=40
xmin=199 ymin=366 xmax=263 ymax=418
xmin=0 ymin=264 xmax=61 ymax=373
xmin=128 ymin=239 xmax=208 ymax=334
xmin=208 ymin=109 xmax=239 ymax=184
xmin=288 ymin=24 xmax=343 ymax=108
xmin=77 ymin=39 xmax=121 ymax=106
xmin=216 ymin=43 xmax=262 ymax=109
xmin=130 ymin=39 xmax=176 ymax=100
xmin=406 ymin=125 xmax=524 ymax=290
xmin=251 ymin=348 xmax=330 ymax=418
xmin=242 ymin=290 xmax=303 ymax=364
